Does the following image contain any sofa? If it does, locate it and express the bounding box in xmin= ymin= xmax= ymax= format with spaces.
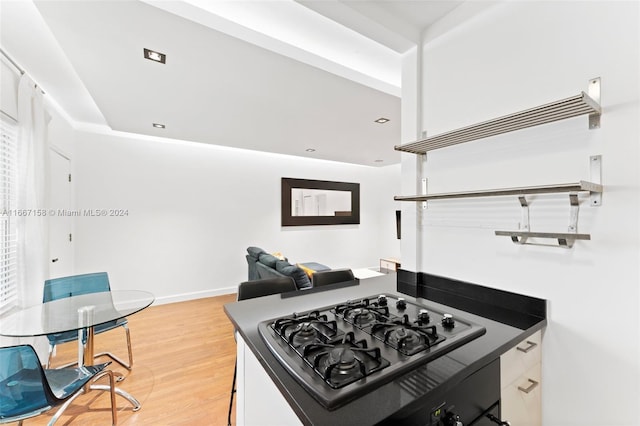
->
xmin=245 ymin=247 xmax=330 ymax=290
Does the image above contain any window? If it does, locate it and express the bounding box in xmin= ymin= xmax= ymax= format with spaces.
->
xmin=0 ymin=113 xmax=18 ymax=314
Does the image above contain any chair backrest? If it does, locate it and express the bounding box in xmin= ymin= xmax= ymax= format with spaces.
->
xmin=0 ymin=345 xmax=57 ymax=420
xmin=237 ymin=276 xmax=297 ymax=301
xmin=43 ymin=272 xmax=111 ymax=303
xmin=311 ymin=268 xmax=355 ymax=287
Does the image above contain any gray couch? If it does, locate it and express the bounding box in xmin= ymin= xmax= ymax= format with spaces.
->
xmin=246 ymin=247 xmax=329 ymax=290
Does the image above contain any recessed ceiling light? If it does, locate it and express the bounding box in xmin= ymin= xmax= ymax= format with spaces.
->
xmin=144 ymin=48 xmax=166 ymax=64
xmin=152 ymin=123 xmax=165 ymax=129
xmin=305 ymin=148 xmax=316 ymax=152
xmin=374 ymin=117 xmax=390 ymax=124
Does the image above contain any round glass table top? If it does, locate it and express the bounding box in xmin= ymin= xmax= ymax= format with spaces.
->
xmin=0 ymin=290 xmax=155 ymax=337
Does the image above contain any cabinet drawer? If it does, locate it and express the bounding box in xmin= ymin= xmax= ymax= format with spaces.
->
xmin=500 ymin=330 xmax=541 ymax=388
xmin=501 ymin=363 xmax=541 ymax=426
xmin=380 ymin=258 xmax=400 ymax=272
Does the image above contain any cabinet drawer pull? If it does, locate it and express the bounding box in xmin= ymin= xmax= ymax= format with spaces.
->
xmin=516 ymin=340 xmax=537 ymax=353
xmin=517 ymin=378 xmax=539 ymax=394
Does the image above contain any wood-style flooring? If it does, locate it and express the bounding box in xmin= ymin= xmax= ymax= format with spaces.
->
xmin=23 ymin=293 xmax=238 ymax=426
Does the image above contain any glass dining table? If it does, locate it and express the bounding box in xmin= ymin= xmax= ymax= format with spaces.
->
xmin=0 ymin=290 xmax=154 ymax=411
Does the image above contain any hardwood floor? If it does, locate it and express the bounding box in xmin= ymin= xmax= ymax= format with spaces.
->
xmin=24 ymin=293 xmax=238 ymax=426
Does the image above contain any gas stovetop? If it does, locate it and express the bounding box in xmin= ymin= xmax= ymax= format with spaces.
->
xmin=258 ymin=294 xmax=487 ymax=410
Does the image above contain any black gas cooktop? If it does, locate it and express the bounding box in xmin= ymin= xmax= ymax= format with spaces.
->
xmin=258 ymin=293 xmax=487 ymax=410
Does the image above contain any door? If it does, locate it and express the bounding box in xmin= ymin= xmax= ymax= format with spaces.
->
xmin=49 ymin=150 xmax=73 ymax=278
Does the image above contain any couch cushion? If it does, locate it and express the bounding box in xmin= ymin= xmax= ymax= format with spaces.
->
xmin=247 ymin=246 xmax=266 ymax=260
xmin=255 ymin=261 xmax=286 ymax=280
xmin=258 ymin=253 xmax=279 ymax=268
xmin=275 ymin=260 xmax=311 ymax=290
xmin=272 ymin=252 xmax=286 ymax=261
xmin=297 ymin=262 xmax=331 ymax=278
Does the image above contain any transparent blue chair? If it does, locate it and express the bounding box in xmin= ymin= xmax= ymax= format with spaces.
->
xmin=43 ymin=272 xmax=133 ymax=370
xmin=0 ymin=344 xmax=116 ymax=425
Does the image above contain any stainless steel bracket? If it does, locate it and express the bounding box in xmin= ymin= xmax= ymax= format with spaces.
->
xmin=518 ymin=196 xmax=530 ymax=232
xmin=590 ymin=155 xmax=602 ymax=206
xmin=495 ymin=193 xmax=591 ymax=248
xmin=421 ymin=177 xmax=428 ymax=210
xmin=588 ymin=77 xmax=601 ymax=129
xmin=568 ymin=193 xmax=580 ymax=234
xmin=515 ymin=196 xmax=530 ymax=245
xmin=420 ymin=132 xmax=428 ymax=211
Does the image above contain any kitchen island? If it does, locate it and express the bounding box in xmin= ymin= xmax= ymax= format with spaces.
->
xmin=224 ymin=272 xmax=546 ymax=425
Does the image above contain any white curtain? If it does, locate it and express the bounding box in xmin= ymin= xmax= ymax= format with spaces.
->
xmin=16 ymin=74 xmax=50 ymax=308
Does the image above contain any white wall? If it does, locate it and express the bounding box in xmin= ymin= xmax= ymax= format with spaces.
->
xmin=401 ymin=2 xmax=639 ymax=425
xmin=72 ymin=129 xmax=401 ymax=304
xmin=47 ymin=103 xmax=75 ymax=157
xmin=1 ymin=59 xmax=19 ymax=120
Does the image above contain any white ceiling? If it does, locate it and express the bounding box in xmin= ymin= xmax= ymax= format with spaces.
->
xmin=0 ymin=0 xmax=467 ymax=167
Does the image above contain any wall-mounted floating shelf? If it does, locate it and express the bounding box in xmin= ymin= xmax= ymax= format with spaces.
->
xmin=395 ymin=154 xmax=602 ymax=248
xmin=395 ymin=78 xmax=603 ymax=249
xmin=494 ymin=231 xmax=591 ymax=245
xmin=494 ymin=193 xmax=591 ymax=248
xmin=393 ymin=180 xmax=603 ymax=203
xmin=395 ymin=78 xmax=601 ymax=154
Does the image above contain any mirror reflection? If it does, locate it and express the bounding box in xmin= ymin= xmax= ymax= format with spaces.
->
xmin=281 ymin=178 xmax=360 ymax=226
xmin=291 ymin=189 xmax=351 ymax=217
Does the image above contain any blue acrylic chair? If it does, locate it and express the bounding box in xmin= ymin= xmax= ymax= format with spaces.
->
xmin=43 ymin=272 xmax=133 ymax=370
xmin=0 ymin=344 xmax=116 ymax=425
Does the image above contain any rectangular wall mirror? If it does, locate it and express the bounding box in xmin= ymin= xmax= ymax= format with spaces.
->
xmin=281 ymin=178 xmax=360 ymax=226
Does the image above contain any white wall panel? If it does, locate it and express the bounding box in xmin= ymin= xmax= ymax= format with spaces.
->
xmin=0 ymin=60 xmax=19 ymax=120
xmin=402 ymin=2 xmax=639 ymax=425
xmin=72 ymin=130 xmax=400 ymax=304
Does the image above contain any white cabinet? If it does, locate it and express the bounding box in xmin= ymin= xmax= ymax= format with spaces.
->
xmin=500 ymin=330 xmax=542 ymax=426
xmin=236 ymin=336 xmax=302 ymax=426
xmin=380 ymin=257 xmax=401 ymax=273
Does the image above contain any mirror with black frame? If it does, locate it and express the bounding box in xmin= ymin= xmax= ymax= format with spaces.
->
xmin=281 ymin=178 xmax=360 ymax=226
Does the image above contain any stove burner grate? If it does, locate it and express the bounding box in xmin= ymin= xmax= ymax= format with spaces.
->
xmin=272 ymin=311 xmax=342 ymax=353
xmin=302 ymin=332 xmax=390 ymax=388
xmin=371 ymin=314 xmax=446 ymax=356
xmin=258 ymin=294 xmax=488 ymax=410
xmin=332 ymin=299 xmax=396 ymax=329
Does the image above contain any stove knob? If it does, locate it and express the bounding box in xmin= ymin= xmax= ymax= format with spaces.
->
xmin=418 ymin=309 xmax=430 ymax=323
xmin=377 ymin=295 xmax=387 ymax=306
xmin=442 ymin=313 xmax=455 ymax=328
xmin=442 ymin=412 xmax=463 ymax=426
xmin=396 ymin=298 xmax=406 ymax=310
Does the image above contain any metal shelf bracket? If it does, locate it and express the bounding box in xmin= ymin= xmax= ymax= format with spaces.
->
xmin=590 ymin=154 xmax=602 ymax=206
xmin=518 ymin=196 xmax=530 ymax=233
xmin=588 ymin=78 xmax=601 ymax=129
xmin=495 ymin=192 xmax=590 ymax=248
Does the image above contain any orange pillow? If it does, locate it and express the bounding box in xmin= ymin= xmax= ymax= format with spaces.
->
xmin=272 ymin=252 xmax=286 ymax=261
xmin=297 ymin=263 xmax=316 ymax=278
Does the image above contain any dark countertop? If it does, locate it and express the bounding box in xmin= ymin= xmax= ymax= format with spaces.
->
xmin=224 ymin=273 xmax=546 ymax=425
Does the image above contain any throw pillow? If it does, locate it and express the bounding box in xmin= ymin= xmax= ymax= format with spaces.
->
xmin=297 ymin=263 xmax=316 ymax=278
xmin=275 ymin=259 xmax=292 ymax=272
xmin=272 ymin=252 xmax=286 ymax=261
xmin=275 ymin=260 xmax=311 ymax=289
xmin=247 ymin=246 xmax=266 ymax=260
xmin=258 ymin=253 xmax=279 ymax=268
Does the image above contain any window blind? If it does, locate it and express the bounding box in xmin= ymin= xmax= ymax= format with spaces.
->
xmin=0 ymin=113 xmax=18 ymax=314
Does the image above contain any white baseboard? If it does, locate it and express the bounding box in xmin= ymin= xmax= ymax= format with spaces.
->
xmin=152 ymin=286 xmax=237 ymax=305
